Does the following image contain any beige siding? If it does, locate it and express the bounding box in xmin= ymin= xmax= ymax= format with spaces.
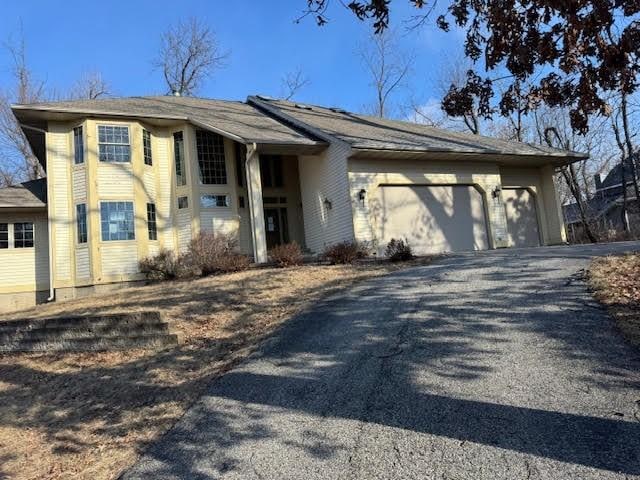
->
xmin=75 ymin=247 xmax=91 ymax=279
xmin=97 ymin=163 xmax=135 ymax=198
xmin=298 ymin=141 xmax=354 ymax=253
xmin=176 ymin=208 xmax=192 ymax=251
xmin=155 ymin=130 xmax=175 ymax=252
xmin=72 ymin=167 xmax=87 ymax=201
xmin=100 ymin=243 xmax=139 ymax=277
xmin=200 ymin=208 xmax=240 ymax=236
xmin=0 ymin=211 xmax=49 ymax=293
xmin=349 ymin=158 xmax=508 ymax=251
xmin=143 ymin=168 xmax=156 ymax=200
xmin=49 ymin=129 xmax=73 ymax=282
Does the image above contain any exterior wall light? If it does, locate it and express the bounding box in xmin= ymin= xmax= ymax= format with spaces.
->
xmin=358 ymin=189 xmax=366 ymax=204
xmin=324 ymin=198 xmax=333 ymax=210
xmin=492 ymin=186 xmax=502 ymax=198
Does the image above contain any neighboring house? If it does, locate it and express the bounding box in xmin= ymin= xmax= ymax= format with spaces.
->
xmin=0 ymin=95 xmax=584 ymax=311
xmin=564 ymin=158 xmax=639 ymax=241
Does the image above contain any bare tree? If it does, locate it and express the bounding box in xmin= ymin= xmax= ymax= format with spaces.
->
xmin=0 ymin=32 xmax=46 ymax=184
xmin=155 ymin=18 xmax=228 ymax=96
xmin=69 ymin=71 xmax=110 ymax=100
xmin=358 ymin=31 xmax=411 ymax=118
xmin=280 ymin=68 xmax=310 ymax=101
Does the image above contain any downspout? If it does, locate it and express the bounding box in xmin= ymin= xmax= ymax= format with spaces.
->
xmin=21 ymin=123 xmax=55 ymax=301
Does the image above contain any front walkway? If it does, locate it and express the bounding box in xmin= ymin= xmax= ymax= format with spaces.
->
xmin=124 ymin=242 xmax=640 ymax=480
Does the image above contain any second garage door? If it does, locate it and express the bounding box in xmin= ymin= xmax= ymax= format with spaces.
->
xmin=376 ymin=185 xmax=489 ymax=255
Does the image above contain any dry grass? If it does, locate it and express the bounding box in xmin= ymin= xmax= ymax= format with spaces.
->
xmin=589 ymin=253 xmax=640 ymax=347
xmin=0 ymin=258 xmax=430 ymax=480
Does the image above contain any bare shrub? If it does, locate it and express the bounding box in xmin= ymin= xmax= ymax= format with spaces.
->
xmin=188 ymin=232 xmax=250 ymax=276
xmin=385 ymin=238 xmax=413 ymax=262
xmin=139 ymin=248 xmax=194 ymax=281
xmin=323 ymin=241 xmax=368 ymax=264
xmin=269 ymin=242 xmax=304 ymax=268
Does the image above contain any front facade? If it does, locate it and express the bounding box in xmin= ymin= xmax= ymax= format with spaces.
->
xmin=0 ymin=95 xmax=583 ymax=311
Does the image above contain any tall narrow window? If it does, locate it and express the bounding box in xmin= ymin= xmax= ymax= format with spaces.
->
xmin=0 ymin=223 xmax=8 ymax=248
xmin=143 ymin=129 xmax=153 ymax=166
xmin=14 ymin=223 xmax=34 ymax=248
xmin=98 ymin=125 xmax=131 ymax=162
xmin=196 ymin=129 xmax=227 ymax=184
xmin=177 ymin=196 xmax=189 ymax=209
xmin=76 ymin=204 xmax=87 ymax=244
xmin=147 ymin=203 xmax=157 ymax=240
xmin=100 ymin=202 xmax=135 ymax=241
xmin=235 ymin=143 xmax=246 ymax=187
xmin=173 ymin=131 xmax=186 ymax=186
xmin=73 ymin=126 xmax=84 ymax=164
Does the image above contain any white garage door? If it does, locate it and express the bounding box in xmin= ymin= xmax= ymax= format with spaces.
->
xmin=376 ymin=185 xmax=489 ymax=255
xmin=503 ymin=188 xmax=541 ymax=248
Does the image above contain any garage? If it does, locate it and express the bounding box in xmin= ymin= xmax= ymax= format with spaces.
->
xmin=502 ymin=188 xmax=541 ymax=247
xmin=375 ymin=185 xmax=489 ymax=255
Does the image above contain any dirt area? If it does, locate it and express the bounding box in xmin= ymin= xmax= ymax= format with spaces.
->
xmin=0 ymin=259 xmax=430 ymax=480
xmin=589 ymin=253 xmax=640 ymax=347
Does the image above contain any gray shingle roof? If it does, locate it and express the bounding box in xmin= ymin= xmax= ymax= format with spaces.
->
xmin=0 ymin=178 xmax=47 ymax=208
xmin=249 ymin=97 xmax=587 ymax=159
xmin=13 ymin=96 xmax=322 ymax=146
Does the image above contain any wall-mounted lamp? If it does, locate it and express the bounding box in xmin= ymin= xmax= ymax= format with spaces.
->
xmin=492 ymin=186 xmax=502 ymax=198
xmin=323 ymin=198 xmax=333 ymax=211
xmin=357 ymin=189 xmax=366 ymax=205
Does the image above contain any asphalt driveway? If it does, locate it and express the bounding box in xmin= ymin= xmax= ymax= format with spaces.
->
xmin=124 ymin=242 xmax=640 ymax=480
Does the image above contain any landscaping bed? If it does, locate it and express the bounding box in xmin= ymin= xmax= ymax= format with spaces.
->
xmin=589 ymin=252 xmax=640 ymax=347
xmin=0 ymin=258 xmax=430 ymax=480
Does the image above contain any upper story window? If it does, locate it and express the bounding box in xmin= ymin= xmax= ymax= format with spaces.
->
xmin=143 ymin=129 xmax=153 ymax=166
xmin=173 ymin=131 xmax=186 ymax=186
xmin=0 ymin=223 xmax=7 ymax=248
xmin=73 ymin=126 xmax=84 ymax=164
xmin=14 ymin=223 xmax=34 ymax=248
xmin=98 ymin=125 xmax=131 ymax=163
xmin=260 ymin=155 xmax=283 ymax=188
xmin=235 ymin=143 xmax=246 ymax=187
xmin=100 ymin=201 xmax=135 ymax=241
xmin=196 ymin=129 xmax=227 ymax=184
xmin=76 ymin=204 xmax=88 ymax=244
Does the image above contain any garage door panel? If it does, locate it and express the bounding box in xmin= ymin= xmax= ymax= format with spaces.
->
xmin=376 ymin=185 xmax=489 ymax=255
xmin=503 ymin=188 xmax=540 ymax=248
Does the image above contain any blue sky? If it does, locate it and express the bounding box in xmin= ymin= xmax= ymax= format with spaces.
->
xmin=0 ymin=1 xmax=463 ymax=114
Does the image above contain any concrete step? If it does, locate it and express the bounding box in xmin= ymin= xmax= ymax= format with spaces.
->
xmin=0 ymin=311 xmax=162 ymax=333
xmin=0 ymin=322 xmax=171 ymax=342
xmin=0 ymin=333 xmax=180 ymax=352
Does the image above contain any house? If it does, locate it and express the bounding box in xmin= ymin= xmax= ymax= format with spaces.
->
xmin=563 ymin=158 xmax=639 ymax=241
xmin=0 ymin=95 xmax=585 ymax=311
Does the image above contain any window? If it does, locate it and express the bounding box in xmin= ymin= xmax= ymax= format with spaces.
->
xmin=100 ymin=202 xmax=135 ymax=241
xmin=178 ymin=196 xmax=189 ymax=209
xmin=14 ymin=223 xmax=34 ymax=248
xmin=143 ymin=129 xmax=153 ymax=166
xmin=260 ymin=155 xmax=283 ymax=188
xmin=98 ymin=125 xmax=130 ymax=162
xmin=76 ymin=204 xmax=87 ymax=244
xmin=196 ymin=129 xmax=227 ymax=184
xmin=201 ymin=194 xmax=230 ymax=208
xmin=147 ymin=203 xmax=157 ymax=240
xmin=174 ymin=131 xmax=186 ymax=186
xmin=0 ymin=223 xmax=7 ymax=248
xmin=235 ymin=143 xmax=246 ymax=187
xmin=73 ymin=126 xmax=84 ymax=164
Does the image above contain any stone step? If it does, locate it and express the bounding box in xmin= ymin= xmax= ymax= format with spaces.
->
xmin=0 ymin=311 xmax=162 ymax=333
xmin=0 ymin=333 xmax=180 ymax=352
xmin=0 ymin=321 xmax=171 ymax=342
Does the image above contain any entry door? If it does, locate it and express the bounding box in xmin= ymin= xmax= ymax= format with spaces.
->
xmin=264 ymin=208 xmax=289 ymax=249
xmin=503 ymin=188 xmax=541 ymax=247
